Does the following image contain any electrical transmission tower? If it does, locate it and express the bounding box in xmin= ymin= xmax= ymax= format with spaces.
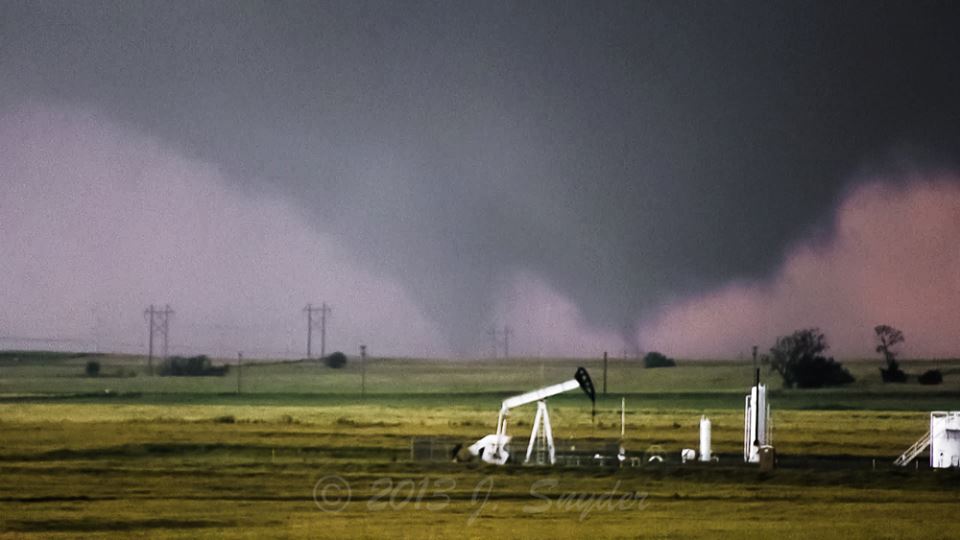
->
xmin=486 ymin=325 xmax=514 ymax=359
xmin=502 ymin=325 xmax=513 ymax=359
xmin=487 ymin=327 xmax=500 ymax=358
xmin=304 ymin=303 xmax=332 ymax=360
xmin=144 ymin=304 xmax=173 ymax=375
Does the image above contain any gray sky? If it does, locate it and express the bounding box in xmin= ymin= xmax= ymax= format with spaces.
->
xmin=3 ymin=1 xmax=960 ymax=358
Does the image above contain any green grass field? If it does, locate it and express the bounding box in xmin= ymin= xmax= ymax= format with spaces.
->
xmin=1 ymin=352 xmax=959 ymax=538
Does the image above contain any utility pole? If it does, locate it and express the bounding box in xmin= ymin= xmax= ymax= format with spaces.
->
xmin=486 ymin=327 xmax=499 ymax=359
xmin=91 ymin=307 xmax=104 ymax=354
xmin=360 ymin=344 xmax=367 ymax=397
xmin=502 ymin=325 xmax=513 ymax=359
xmin=160 ymin=305 xmax=172 ymax=359
xmin=603 ymin=351 xmax=608 ymax=396
xmin=620 ymin=397 xmax=626 ymax=439
xmin=236 ymin=352 xmax=242 ymax=395
xmin=145 ymin=306 xmax=154 ymax=375
xmin=304 ymin=303 xmax=331 ymax=360
xmin=752 ymin=345 xmax=758 ymax=372
xmin=320 ymin=302 xmax=331 ymax=358
xmin=305 ymin=304 xmax=313 ymax=359
xmin=144 ymin=304 xmax=173 ymax=375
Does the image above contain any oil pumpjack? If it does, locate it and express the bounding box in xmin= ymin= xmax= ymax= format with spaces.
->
xmin=465 ymin=367 xmax=596 ymax=465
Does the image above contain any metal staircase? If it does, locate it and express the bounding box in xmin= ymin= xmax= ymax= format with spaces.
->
xmin=894 ymin=431 xmax=930 ymax=466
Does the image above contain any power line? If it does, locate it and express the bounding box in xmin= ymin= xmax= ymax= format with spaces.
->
xmin=486 ymin=327 xmax=499 ymax=358
xmin=304 ymin=302 xmax=331 ymax=360
xmin=144 ymin=304 xmax=173 ymax=375
xmin=486 ymin=325 xmax=514 ymax=359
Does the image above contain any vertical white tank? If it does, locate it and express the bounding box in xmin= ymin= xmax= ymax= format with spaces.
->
xmin=930 ymin=411 xmax=960 ymax=469
xmin=743 ymin=383 xmax=769 ymax=463
xmin=699 ymin=416 xmax=712 ymax=462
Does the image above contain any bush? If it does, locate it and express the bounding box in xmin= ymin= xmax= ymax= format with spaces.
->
xmin=768 ymin=328 xmax=855 ymax=388
xmin=918 ymin=369 xmax=943 ymax=385
xmin=85 ymin=360 xmax=100 ymax=377
xmin=643 ymin=351 xmax=676 ymax=368
xmin=791 ymin=355 xmax=856 ymax=388
xmin=325 ymin=351 xmax=348 ymax=369
xmin=158 ymin=355 xmax=229 ymax=376
xmin=880 ymin=367 xmax=907 ymax=383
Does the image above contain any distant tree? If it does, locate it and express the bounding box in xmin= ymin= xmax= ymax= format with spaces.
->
xmin=643 ymin=351 xmax=676 ymax=368
xmin=158 ymin=355 xmax=229 ymax=376
xmin=918 ymin=369 xmax=943 ymax=385
xmin=325 ymin=351 xmax=348 ymax=369
xmin=768 ymin=328 xmax=854 ymax=388
xmin=875 ymin=325 xmax=907 ymax=383
xmin=85 ymin=360 xmax=100 ymax=377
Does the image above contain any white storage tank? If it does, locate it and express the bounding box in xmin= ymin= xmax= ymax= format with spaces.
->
xmin=699 ymin=416 xmax=712 ymax=462
xmin=743 ymin=370 xmax=771 ymax=463
xmin=930 ymin=411 xmax=960 ymax=469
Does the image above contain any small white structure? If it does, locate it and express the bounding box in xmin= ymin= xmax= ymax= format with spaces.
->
xmin=681 ymin=448 xmax=696 ymax=463
xmin=699 ymin=416 xmax=712 ymax=462
xmin=743 ymin=373 xmax=771 ymax=463
xmin=930 ymin=411 xmax=960 ymax=469
xmin=468 ymin=434 xmax=512 ymax=465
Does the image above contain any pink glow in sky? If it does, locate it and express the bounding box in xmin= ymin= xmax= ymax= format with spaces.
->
xmin=637 ymin=178 xmax=960 ymax=359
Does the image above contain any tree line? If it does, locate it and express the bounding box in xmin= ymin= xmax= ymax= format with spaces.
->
xmin=643 ymin=324 xmax=943 ymax=388
xmin=765 ymin=325 xmax=942 ymax=388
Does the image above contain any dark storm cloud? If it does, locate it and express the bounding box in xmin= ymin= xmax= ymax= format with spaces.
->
xmin=3 ymin=1 xmax=960 ymax=355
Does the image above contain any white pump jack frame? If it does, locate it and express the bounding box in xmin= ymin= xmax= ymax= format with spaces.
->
xmin=477 ymin=377 xmax=583 ymax=465
xmin=525 ymin=400 xmax=556 ymax=464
